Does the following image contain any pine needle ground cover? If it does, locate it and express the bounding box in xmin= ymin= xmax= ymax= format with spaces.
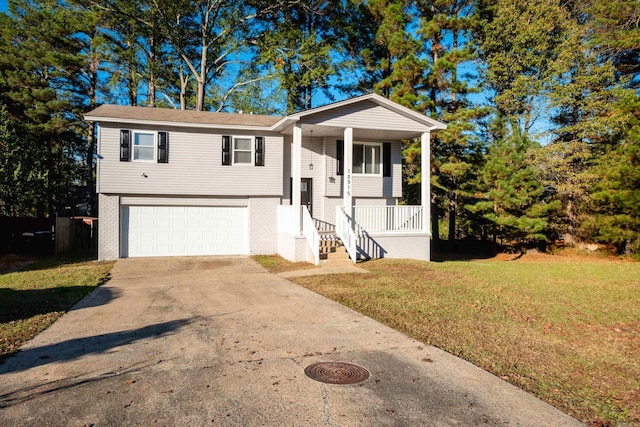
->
xmin=287 ymin=257 xmax=639 ymax=427
xmin=0 ymin=254 xmax=114 ymax=360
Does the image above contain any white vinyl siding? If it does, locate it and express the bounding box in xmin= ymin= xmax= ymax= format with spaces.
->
xmin=122 ymin=205 xmax=248 ymax=257
xmin=301 ymin=100 xmax=430 ymax=132
xmin=98 ymin=124 xmax=283 ymax=196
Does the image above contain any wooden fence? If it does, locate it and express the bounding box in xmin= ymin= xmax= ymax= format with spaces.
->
xmin=0 ymin=216 xmax=97 ymax=256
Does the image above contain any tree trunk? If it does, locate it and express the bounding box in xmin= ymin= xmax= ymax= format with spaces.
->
xmin=195 ymin=37 xmax=208 ymax=111
xmin=429 ymin=28 xmax=441 ymax=246
xmin=196 ymin=78 xmax=205 ymax=111
xmin=148 ymin=33 xmax=156 ymax=107
xmin=431 ymin=198 xmax=440 ymax=251
xmin=179 ymin=62 xmax=187 ymax=110
xmin=86 ymin=55 xmax=98 ymax=216
xmin=448 ymin=191 xmax=456 ymax=242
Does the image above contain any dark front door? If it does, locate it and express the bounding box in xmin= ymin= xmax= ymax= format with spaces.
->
xmin=301 ymin=178 xmax=312 ymax=216
xmin=291 ymin=178 xmax=313 ymax=216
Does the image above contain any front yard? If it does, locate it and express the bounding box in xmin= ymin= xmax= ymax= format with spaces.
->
xmin=257 ymin=254 xmax=640 ymax=427
xmin=0 ymin=253 xmax=114 ymax=360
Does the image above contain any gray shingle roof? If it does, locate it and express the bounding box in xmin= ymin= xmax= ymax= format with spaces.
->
xmin=85 ymin=104 xmax=282 ymax=127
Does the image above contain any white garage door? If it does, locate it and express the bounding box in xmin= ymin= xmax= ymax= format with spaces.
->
xmin=123 ymin=206 xmax=248 ymax=257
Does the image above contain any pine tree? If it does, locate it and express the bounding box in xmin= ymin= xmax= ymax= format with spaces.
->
xmin=583 ymin=93 xmax=640 ymax=254
xmin=467 ymin=124 xmax=560 ymax=249
xmin=253 ymin=0 xmax=343 ymax=113
xmin=587 ymin=0 xmax=640 ymax=88
xmin=412 ymin=0 xmax=486 ymax=245
xmin=0 ymin=1 xmax=82 ymax=216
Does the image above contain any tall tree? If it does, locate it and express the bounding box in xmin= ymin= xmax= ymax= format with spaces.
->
xmin=587 ymin=0 xmax=640 ymax=88
xmin=254 ymin=0 xmax=344 ymax=113
xmin=411 ymin=0 xmax=485 ymax=245
xmin=583 ymin=91 xmax=640 ymax=254
xmin=477 ymin=0 xmax=576 ymax=136
xmin=467 ymin=123 xmax=560 ymax=249
xmin=342 ymin=0 xmax=427 ymax=106
xmin=0 ymin=0 xmax=82 ymax=216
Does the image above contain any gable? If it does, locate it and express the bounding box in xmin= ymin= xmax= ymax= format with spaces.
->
xmin=299 ymin=100 xmax=431 ymax=132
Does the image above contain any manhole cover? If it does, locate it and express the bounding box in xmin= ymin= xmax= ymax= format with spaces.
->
xmin=304 ymin=362 xmax=370 ymax=385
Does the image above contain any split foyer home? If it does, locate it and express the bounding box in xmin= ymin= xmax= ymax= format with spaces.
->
xmin=84 ymin=93 xmax=446 ymax=264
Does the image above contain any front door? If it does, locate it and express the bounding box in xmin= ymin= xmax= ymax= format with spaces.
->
xmin=290 ymin=178 xmax=313 ymax=216
xmin=301 ymin=178 xmax=312 ymax=216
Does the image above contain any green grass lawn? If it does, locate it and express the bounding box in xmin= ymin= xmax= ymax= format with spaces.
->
xmin=259 ymin=256 xmax=640 ymax=427
xmin=0 ymin=253 xmax=114 ymax=360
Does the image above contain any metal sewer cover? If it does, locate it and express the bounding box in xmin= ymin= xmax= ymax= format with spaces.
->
xmin=304 ymin=362 xmax=370 ymax=385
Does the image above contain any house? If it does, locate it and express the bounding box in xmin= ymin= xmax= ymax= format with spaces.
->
xmin=84 ymin=93 xmax=446 ymax=263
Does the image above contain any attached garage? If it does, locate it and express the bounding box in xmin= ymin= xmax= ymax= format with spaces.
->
xmin=121 ymin=205 xmax=248 ymax=257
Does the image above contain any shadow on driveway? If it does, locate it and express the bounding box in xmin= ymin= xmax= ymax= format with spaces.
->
xmin=0 ymin=318 xmax=193 ymax=375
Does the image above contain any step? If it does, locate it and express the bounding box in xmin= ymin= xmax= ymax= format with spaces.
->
xmin=320 ymin=254 xmax=354 ymax=266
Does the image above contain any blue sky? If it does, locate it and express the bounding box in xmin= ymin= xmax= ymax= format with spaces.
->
xmin=0 ymin=0 xmax=552 ymax=140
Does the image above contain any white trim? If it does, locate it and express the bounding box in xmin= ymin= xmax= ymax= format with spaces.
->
xmin=343 ymin=128 xmax=353 ymax=213
xmin=322 ymin=136 xmax=327 ymax=215
xmin=84 ymin=116 xmax=276 ymax=131
xmin=132 ymin=130 xmax=157 ymax=163
xmin=421 ymin=132 xmax=430 ymax=235
xmin=278 ymin=93 xmax=446 ymax=131
xmin=292 ymin=123 xmax=302 ymax=234
xmin=232 ymin=136 xmax=254 ymax=165
xmin=85 ymin=94 xmax=447 ymax=133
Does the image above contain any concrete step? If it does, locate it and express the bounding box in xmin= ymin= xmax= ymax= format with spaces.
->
xmin=320 ymin=258 xmax=354 ymax=267
xmin=320 ymin=247 xmax=353 ymax=265
xmin=320 ymin=242 xmax=343 ymax=253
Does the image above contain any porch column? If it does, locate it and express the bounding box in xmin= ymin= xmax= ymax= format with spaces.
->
xmin=421 ymin=131 xmax=431 ymax=234
xmin=342 ymin=127 xmax=353 ymax=216
xmin=292 ymin=122 xmax=302 ymax=233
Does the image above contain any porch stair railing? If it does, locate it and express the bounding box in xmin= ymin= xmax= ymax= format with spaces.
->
xmin=301 ymin=206 xmax=321 ymax=265
xmin=335 ymin=206 xmax=358 ymax=263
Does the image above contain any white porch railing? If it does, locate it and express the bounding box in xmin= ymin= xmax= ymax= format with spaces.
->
xmin=353 ymin=206 xmax=423 ymax=233
xmin=301 ymin=207 xmax=320 ymax=265
xmin=335 ymin=207 xmax=357 ymax=263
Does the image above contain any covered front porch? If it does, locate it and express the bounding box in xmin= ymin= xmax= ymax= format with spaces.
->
xmin=272 ymin=93 xmax=446 ymax=265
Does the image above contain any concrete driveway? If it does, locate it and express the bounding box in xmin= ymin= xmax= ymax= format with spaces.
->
xmin=0 ymin=257 xmax=583 ymax=426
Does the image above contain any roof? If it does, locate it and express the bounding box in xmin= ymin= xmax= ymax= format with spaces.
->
xmin=84 ymin=105 xmax=282 ymax=129
xmin=271 ymin=93 xmax=446 ymax=131
xmin=84 ymin=94 xmax=446 ymax=132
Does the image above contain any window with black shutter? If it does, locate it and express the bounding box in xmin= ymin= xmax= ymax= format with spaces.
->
xmin=383 ymin=142 xmax=391 ymax=177
xmin=222 ymin=135 xmax=231 ymax=165
xmin=336 ymin=139 xmax=343 ymax=175
xmin=120 ymin=130 xmax=131 ymax=161
xmin=157 ymin=131 xmax=168 ymax=163
xmin=255 ymin=136 xmax=264 ymax=166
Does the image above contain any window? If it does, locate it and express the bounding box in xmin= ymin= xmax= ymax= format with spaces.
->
xmin=353 ymin=143 xmax=381 ymax=175
xmin=133 ymin=132 xmax=156 ymax=161
xmin=233 ymin=137 xmax=252 ymax=164
xmin=222 ymin=135 xmax=265 ymax=166
xmin=120 ymin=130 xmax=168 ymax=163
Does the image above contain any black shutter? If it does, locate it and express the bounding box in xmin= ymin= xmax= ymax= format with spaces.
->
xmin=383 ymin=142 xmax=391 ymax=177
xmin=255 ymin=136 xmax=264 ymax=166
xmin=157 ymin=131 xmax=168 ymax=163
xmin=336 ymin=139 xmax=343 ymax=175
xmin=222 ymin=135 xmax=231 ymax=165
xmin=120 ymin=130 xmax=130 ymax=161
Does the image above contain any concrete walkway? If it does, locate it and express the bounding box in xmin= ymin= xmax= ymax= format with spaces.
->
xmin=277 ymin=262 xmax=369 ymax=278
xmin=0 ymin=257 xmax=584 ymax=426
